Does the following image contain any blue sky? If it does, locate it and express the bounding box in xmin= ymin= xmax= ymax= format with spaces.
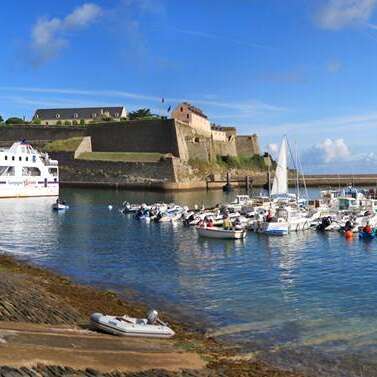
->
xmin=2 ymin=0 xmax=377 ymax=172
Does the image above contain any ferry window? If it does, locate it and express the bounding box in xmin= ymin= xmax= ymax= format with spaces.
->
xmin=22 ymin=167 xmax=41 ymax=176
xmin=48 ymin=168 xmax=58 ymax=176
xmin=1 ymin=167 xmax=15 ymax=176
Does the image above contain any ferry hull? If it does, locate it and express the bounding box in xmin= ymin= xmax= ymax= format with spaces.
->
xmin=0 ymin=181 xmax=59 ymax=198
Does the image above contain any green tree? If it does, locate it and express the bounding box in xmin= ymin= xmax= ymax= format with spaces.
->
xmin=127 ymin=108 xmax=160 ymax=120
xmin=0 ymin=115 xmax=4 ymax=123
xmin=72 ymin=120 xmax=78 ymax=126
xmin=56 ymin=120 xmax=62 ymax=125
xmin=5 ymin=117 xmax=26 ymax=125
xmin=32 ymin=119 xmax=41 ymax=125
xmin=64 ymin=120 xmax=72 ymax=126
xmin=79 ymin=119 xmax=85 ymax=125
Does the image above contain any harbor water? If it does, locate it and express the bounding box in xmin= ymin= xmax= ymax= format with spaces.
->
xmin=2 ymin=187 xmax=377 ymax=376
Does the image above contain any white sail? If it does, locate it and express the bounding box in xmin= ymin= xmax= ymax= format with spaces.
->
xmin=271 ymin=136 xmax=288 ymax=196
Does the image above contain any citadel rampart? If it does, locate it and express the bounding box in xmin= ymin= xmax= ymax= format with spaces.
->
xmin=0 ymin=120 xmax=262 ymax=190
xmin=0 ymin=120 xmax=260 ymax=162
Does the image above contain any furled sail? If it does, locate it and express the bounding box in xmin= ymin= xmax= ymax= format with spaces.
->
xmin=271 ymin=136 xmax=288 ymax=196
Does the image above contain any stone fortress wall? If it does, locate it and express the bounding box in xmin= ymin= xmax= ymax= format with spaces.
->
xmin=0 ymin=120 xmax=260 ymax=163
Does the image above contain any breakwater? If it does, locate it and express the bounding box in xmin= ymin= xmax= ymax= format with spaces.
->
xmin=297 ymin=174 xmax=377 ymax=187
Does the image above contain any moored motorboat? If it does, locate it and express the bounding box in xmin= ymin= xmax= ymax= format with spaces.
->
xmin=52 ymin=202 xmax=69 ymax=211
xmin=196 ymin=226 xmax=246 ymax=239
xmin=90 ymin=310 xmax=175 ymax=338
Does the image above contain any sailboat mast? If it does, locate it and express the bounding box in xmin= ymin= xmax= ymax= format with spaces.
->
xmin=296 ymin=144 xmax=299 ymax=202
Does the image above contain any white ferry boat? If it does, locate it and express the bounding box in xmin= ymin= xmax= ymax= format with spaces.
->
xmin=0 ymin=141 xmax=59 ymax=198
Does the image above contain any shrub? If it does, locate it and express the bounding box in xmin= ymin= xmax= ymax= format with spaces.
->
xmin=56 ymin=120 xmax=62 ymax=125
xmin=64 ymin=120 xmax=72 ymax=126
xmin=72 ymin=120 xmax=78 ymax=125
xmin=80 ymin=119 xmax=85 ymax=125
xmin=5 ymin=117 xmax=26 ymax=125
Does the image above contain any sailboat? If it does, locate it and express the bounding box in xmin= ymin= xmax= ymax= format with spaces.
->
xmin=259 ymin=136 xmax=319 ymax=235
xmin=270 ymin=136 xmax=296 ymax=202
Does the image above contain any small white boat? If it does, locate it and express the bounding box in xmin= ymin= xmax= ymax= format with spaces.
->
xmin=262 ymin=221 xmax=289 ymax=236
xmin=196 ymin=226 xmax=247 ymax=239
xmin=90 ymin=310 xmax=175 ymax=338
xmin=52 ymin=203 xmax=69 ymax=211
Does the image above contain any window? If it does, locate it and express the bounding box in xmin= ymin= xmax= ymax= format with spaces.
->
xmin=180 ymin=107 xmax=183 ymax=112
xmin=0 ymin=167 xmax=15 ymax=176
xmin=26 ymin=157 xmax=28 ymax=162
xmin=19 ymin=156 xmax=22 ymax=161
xmin=35 ymin=114 xmax=39 ymax=119
xmin=32 ymin=156 xmax=36 ymax=163
xmin=11 ymin=156 xmax=14 ymax=161
xmin=4 ymin=156 xmax=7 ymax=161
xmin=22 ymin=167 xmax=41 ymax=176
xmin=46 ymin=122 xmax=49 ymax=125
xmin=48 ymin=167 xmax=58 ymax=176
xmin=92 ymin=113 xmax=97 ymax=118
xmin=74 ymin=113 xmax=79 ymax=119
xmin=56 ymin=114 xmax=60 ymax=119
xmin=114 ymin=113 xmax=119 ymax=117
xmin=186 ymin=114 xmax=189 ymax=119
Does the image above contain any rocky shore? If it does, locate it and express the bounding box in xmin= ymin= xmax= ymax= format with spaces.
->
xmin=0 ymin=254 xmax=304 ymax=377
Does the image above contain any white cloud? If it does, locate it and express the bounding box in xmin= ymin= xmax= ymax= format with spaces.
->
xmin=319 ymin=138 xmax=351 ymax=162
xmin=64 ymin=3 xmax=102 ymax=28
xmin=266 ymin=143 xmax=279 ymax=158
xmin=317 ymin=0 xmax=377 ymax=29
xmin=30 ymin=3 xmax=102 ymax=65
xmin=302 ymin=138 xmax=351 ymax=164
xmin=0 ymin=86 xmax=286 ymax=118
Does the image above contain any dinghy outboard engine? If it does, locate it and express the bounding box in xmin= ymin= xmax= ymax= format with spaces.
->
xmin=317 ymin=216 xmax=332 ymax=232
xmin=147 ymin=310 xmax=159 ymax=324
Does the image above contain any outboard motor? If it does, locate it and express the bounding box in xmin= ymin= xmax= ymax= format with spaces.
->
xmin=317 ymin=216 xmax=332 ymax=232
xmin=147 ymin=310 xmax=159 ymax=324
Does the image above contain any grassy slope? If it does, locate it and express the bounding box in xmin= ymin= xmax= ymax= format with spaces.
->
xmin=78 ymin=151 xmax=164 ymax=163
xmin=43 ymin=137 xmax=84 ymax=152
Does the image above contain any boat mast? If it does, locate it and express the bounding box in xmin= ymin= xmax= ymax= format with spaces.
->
xmin=295 ymin=143 xmax=300 ymax=202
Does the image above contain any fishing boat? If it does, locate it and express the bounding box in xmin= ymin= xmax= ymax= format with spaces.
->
xmin=90 ymin=310 xmax=175 ymax=338
xmin=196 ymin=226 xmax=247 ymax=239
xmin=0 ymin=140 xmax=59 ymax=198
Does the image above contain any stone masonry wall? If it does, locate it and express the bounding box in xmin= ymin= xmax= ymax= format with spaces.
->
xmin=74 ymin=136 xmax=92 ymax=158
xmin=0 ymin=125 xmax=86 ymax=143
xmin=87 ymin=119 xmax=184 ymax=158
xmin=50 ymin=152 xmax=193 ymax=184
xmin=236 ymin=134 xmax=260 ymax=156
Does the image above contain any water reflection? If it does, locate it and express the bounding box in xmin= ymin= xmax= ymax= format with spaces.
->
xmin=0 ymin=187 xmax=376 ymax=376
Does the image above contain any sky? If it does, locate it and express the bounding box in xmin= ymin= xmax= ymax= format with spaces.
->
xmin=1 ymin=0 xmax=377 ymax=173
